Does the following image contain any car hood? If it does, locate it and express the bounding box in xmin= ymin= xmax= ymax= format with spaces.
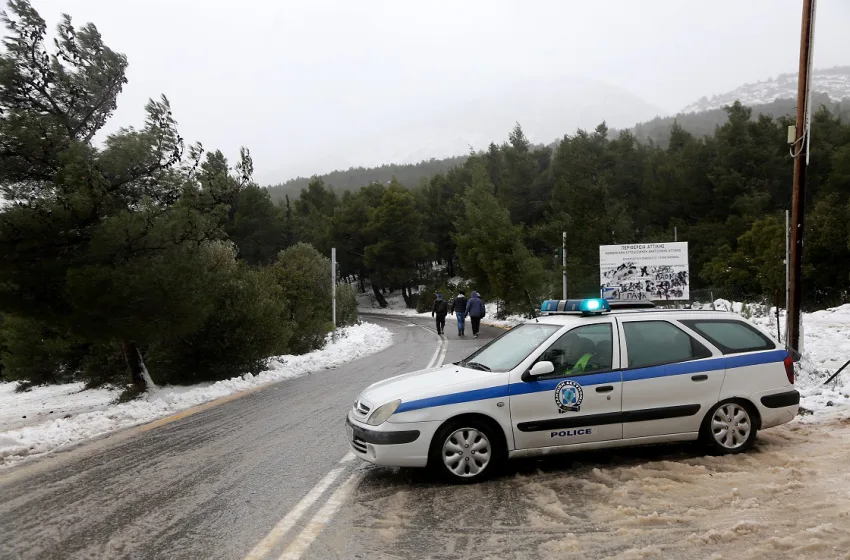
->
xmin=359 ymin=363 xmax=502 ymax=407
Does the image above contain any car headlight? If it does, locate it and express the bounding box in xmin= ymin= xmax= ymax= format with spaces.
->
xmin=367 ymin=399 xmax=402 ymax=426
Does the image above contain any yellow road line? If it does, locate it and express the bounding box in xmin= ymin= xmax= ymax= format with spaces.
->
xmin=136 ymin=383 xmax=272 ymax=433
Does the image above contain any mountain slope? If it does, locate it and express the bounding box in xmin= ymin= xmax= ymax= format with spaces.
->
xmin=630 ymin=93 xmax=850 ymax=148
xmin=682 ymin=66 xmax=850 ymax=113
xmin=266 ymin=156 xmax=468 ymax=203
xmin=265 ymin=69 xmax=850 ymax=200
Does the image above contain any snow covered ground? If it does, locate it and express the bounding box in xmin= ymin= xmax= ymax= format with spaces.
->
xmin=0 ymin=322 xmax=393 ymax=467
xmin=356 ymin=287 xmax=414 ymax=312
xmin=0 ymin=382 xmax=120 ymax=432
xmin=706 ymin=301 xmax=850 ymax=422
xmin=518 ymin=412 xmax=850 ymax=559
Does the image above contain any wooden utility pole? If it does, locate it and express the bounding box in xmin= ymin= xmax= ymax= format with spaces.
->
xmin=562 ymin=231 xmax=567 ymax=300
xmin=788 ymin=0 xmax=816 ymax=357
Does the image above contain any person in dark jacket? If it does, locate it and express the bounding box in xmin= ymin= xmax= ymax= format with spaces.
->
xmin=450 ymin=291 xmax=468 ymax=336
xmin=466 ymin=291 xmax=486 ymax=338
xmin=431 ymin=293 xmax=448 ymax=335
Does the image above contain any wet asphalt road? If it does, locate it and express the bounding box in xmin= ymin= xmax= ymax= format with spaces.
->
xmin=0 ymin=316 xmax=501 ymax=560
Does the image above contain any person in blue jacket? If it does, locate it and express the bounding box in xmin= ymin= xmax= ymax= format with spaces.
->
xmin=465 ymin=291 xmax=486 ymax=339
xmin=450 ymin=291 xmax=468 ymax=336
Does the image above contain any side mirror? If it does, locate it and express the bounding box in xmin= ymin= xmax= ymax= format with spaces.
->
xmin=522 ymin=361 xmax=554 ymax=382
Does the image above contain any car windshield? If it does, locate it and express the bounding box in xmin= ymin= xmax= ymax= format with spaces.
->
xmin=458 ymin=323 xmax=561 ymax=372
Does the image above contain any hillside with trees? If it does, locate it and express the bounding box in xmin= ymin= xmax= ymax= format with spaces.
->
xmin=266 ymin=96 xmax=850 ymax=199
xmin=266 ymin=156 xmax=468 ymax=204
xmin=286 ymin=106 xmax=849 ymax=316
xmin=629 ymin=93 xmax=850 ymax=147
xmin=0 ymin=1 xmax=356 ymax=391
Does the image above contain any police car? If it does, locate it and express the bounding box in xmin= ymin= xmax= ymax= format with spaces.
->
xmin=345 ymin=298 xmax=799 ymax=482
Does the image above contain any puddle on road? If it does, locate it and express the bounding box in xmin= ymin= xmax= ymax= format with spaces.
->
xmin=318 ymin=417 xmax=850 ymax=559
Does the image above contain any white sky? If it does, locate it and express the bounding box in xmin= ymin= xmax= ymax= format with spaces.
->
xmin=22 ymin=0 xmax=850 ymax=183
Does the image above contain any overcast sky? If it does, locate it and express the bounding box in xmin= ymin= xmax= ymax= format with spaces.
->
xmin=25 ymin=0 xmax=850 ymax=183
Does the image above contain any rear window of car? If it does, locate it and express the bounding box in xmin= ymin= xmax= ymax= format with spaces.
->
xmin=622 ymin=320 xmax=712 ymax=369
xmin=680 ymin=319 xmax=776 ymax=354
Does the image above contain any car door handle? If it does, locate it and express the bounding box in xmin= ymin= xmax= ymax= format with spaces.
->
xmin=595 ymin=385 xmax=614 ymax=393
xmin=691 ymin=375 xmax=708 ymax=382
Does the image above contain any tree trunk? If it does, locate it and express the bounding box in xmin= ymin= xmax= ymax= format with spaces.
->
xmin=358 ymin=271 xmax=366 ymax=294
xmin=371 ymin=283 xmax=388 ymax=308
xmin=122 ymin=341 xmax=156 ymax=392
xmin=447 ymin=257 xmax=455 ymax=278
xmin=401 ymin=286 xmax=411 ymax=307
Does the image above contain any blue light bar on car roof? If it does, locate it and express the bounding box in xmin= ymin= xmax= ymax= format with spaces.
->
xmin=540 ymin=298 xmax=612 ymax=316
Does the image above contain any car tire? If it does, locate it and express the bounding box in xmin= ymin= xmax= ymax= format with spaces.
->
xmin=429 ymin=418 xmax=505 ymax=484
xmin=701 ymin=400 xmax=758 ymax=454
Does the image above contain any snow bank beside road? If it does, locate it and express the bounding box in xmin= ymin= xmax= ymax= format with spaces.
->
xmin=716 ymin=302 xmax=850 ymax=414
xmin=704 ymin=301 xmax=850 ymax=422
xmin=0 ymin=322 xmax=393 ymax=467
xmin=781 ymin=304 xmax=850 ymax=422
xmin=0 ymin=382 xmax=119 ymax=432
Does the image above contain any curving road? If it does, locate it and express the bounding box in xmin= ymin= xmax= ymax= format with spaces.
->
xmin=0 ymin=316 xmax=501 ymax=560
xmin=2 ymin=315 xmax=846 ymax=560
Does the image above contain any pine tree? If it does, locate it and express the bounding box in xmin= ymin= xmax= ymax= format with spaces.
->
xmin=454 ymin=161 xmax=545 ymax=314
xmin=364 ymin=181 xmax=433 ymax=307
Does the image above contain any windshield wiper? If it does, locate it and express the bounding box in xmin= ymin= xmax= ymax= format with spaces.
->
xmin=464 ymin=361 xmax=491 ymax=372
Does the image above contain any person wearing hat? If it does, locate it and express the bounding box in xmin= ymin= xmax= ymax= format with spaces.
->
xmin=465 ymin=291 xmax=486 ymax=339
xmin=431 ymin=293 xmax=448 ymax=335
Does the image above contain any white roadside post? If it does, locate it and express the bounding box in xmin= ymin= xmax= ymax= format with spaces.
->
xmin=331 ymin=247 xmax=337 ymax=341
xmin=562 ymin=231 xmax=567 ymax=300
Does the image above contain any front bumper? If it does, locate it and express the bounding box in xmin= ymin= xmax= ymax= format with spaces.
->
xmin=345 ymin=414 xmax=438 ymax=468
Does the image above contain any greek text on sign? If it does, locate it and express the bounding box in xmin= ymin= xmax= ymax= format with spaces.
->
xmin=599 ymin=242 xmax=689 ymax=301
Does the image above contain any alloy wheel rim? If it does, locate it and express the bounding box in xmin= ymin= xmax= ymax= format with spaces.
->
xmin=711 ymin=403 xmax=751 ymax=449
xmin=442 ymin=428 xmax=491 ymax=477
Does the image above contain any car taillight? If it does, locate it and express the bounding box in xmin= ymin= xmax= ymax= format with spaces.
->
xmin=784 ymin=354 xmax=795 ymax=384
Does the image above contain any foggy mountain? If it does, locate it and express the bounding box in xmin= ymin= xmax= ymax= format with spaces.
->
xmin=267 ymin=67 xmax=850 ymax=201
xmin=265 ymin=76 xmax=664 ymax=186
xmin=681 ymin=66 xmax=850 ymax=113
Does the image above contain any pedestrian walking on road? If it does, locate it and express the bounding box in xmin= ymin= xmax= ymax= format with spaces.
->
xmin=450 ymin=291 xmax=468 ymax=336
xmin=466 ymin=291 xmax=486 ymax=339
xmin=431 ymin=293 xmax=448 ymax=335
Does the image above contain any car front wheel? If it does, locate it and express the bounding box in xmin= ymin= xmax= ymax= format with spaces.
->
xmin=430 ymin=418 xmax=504 ymax=483
xmin=702 ymin=400 xmax=758 ymax=454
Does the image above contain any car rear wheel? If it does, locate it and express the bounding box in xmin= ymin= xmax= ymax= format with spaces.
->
xmin=430 ymin=418 xmax=504 ymax=483
xmin=702 ymin=400 xmax=757 ymax=454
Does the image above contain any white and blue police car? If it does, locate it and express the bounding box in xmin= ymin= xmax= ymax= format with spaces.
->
xmin=345 ymin=299 xmax=799 ymax=482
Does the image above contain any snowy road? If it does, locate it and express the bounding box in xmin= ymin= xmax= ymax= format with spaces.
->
xmin=2 ymin=316 xmax=850 ymax=560
xmin=0 ymin=316 xmax=498 ymax=560
xmin=317 ymin=413 xmax=850 ymax=560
